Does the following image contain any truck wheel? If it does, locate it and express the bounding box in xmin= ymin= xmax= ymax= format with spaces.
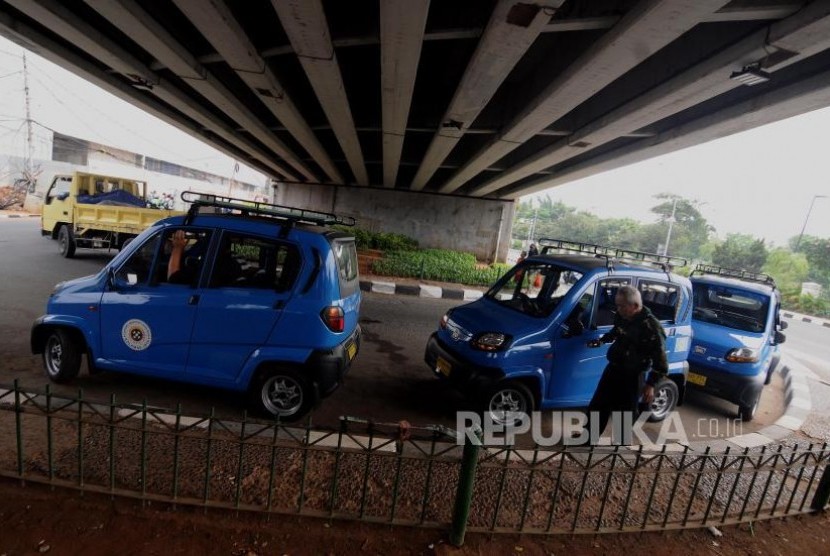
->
xmin=58 ymin=225 xmax=76 ymax=258
xmin=250 ymin=369 xmax=312 ymax=421
xmin=43 ymin=329 xmax=82 ymax=383
xmin=647 ymin=379 xmax=679 ymax=422
xmin=483 ymin=381 xmax=534 ymax=426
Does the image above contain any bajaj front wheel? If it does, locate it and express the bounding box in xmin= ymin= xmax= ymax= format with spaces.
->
xmin=483 ymin=381 xmax=534 ymax=426
xmin=43 ymin=329 xmax=82 ymax=383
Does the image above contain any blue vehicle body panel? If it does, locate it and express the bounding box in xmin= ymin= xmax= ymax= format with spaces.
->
xmin=426 ymin=255 xmax=693 ymax=409
xmin=688 ymin=274 xmax=783 ymax=409
xmin=33 ymin=209 xmax=362 ymax=409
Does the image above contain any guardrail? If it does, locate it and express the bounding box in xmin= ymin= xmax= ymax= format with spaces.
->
xmin=1 ymin=381 xmax=828 ymax=546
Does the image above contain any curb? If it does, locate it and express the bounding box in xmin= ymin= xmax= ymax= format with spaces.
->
xmin=712 ymin=355 xmax=812 ymax=451
xmin=782 ymin=311 xmax=830 ymax=329
xmin=359 ymin=279 xmax=483 ymax=301
xmin=0 ymin=213 xmax=38 ymax=219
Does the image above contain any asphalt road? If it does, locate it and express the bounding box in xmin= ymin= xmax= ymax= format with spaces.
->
xmin=0 ymin=218 xmax=798 ymax=442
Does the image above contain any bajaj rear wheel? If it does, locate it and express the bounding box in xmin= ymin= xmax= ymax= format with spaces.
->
xmin=250 ymin=369 xmax=313 ymax=421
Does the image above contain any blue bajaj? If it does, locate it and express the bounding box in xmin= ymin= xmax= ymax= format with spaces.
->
xmin=425 ymin=239 xmax=693 ymax=423
xmin=688 ymin=265 xmax=787 ymax=421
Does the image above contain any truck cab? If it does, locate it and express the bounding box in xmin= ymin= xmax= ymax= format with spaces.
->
xmin=41 ymin=172 xmax=181 ymax=257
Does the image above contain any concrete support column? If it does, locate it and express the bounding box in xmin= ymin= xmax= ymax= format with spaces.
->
xmin=275 ymin=183 xmax=514 ymax=263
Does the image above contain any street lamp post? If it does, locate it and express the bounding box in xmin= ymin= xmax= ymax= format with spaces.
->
xmin=795 ymin=194 xmax=828 ymax=251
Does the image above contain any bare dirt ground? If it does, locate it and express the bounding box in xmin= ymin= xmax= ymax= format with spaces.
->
xmin=1 ymin=477 xmax=829 ymax=555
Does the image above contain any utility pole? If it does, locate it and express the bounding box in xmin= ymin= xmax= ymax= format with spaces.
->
xmin=22 ymin=53 xmax=34 ymax=188
xmin=527 ymin=203 xmax=538 ymax=248
xmin=795 ymin=195 xmax=827 ymax=251
xmin=662 ymin=197 xmax=678 ymax=256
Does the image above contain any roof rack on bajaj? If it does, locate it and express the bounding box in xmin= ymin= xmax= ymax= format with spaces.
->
xmin=425 ymin=238 xmax=693 ymax=425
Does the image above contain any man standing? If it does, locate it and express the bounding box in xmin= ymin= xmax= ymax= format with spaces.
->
xmin=585 ymin=285 xmax=668 ymax=443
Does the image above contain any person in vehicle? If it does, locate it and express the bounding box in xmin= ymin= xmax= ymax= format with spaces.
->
xmin=167 ymin=229 xmax=190 ymax=284
xmin=585 ymin=285 xmax=668 ymax=443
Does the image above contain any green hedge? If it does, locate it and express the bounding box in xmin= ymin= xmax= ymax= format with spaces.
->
xmin=372 ymin=249 xmax=510 ymax=286
xmin=333 ymin=226 xmax=418 ymax=251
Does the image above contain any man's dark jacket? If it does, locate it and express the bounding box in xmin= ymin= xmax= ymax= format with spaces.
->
xmin=600 ymin=306 xmax=668 ymax=386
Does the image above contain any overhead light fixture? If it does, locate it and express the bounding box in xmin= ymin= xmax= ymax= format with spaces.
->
xmin=730 ymin=65 xmax=771 ymax=86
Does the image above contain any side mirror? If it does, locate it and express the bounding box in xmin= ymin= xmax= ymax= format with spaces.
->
xmin=774 ymin=331 xmax=786 ymax=345
xmin=778 ymin=320 xmax=788 ymax=330
xmin=561 ymin=320 xmax=585 ymax=338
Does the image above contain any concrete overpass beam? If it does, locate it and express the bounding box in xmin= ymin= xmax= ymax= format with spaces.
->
xmin=272 ymin=0 xmax=369 ymax=186
xmin=4 ymin=0 xmax=156 ymax=85
xmin=172 ymin=0 xmax=343 ymax=184
xmin=503 ymin=64 xmax=830 ymax=199
xmin=437 ymin=0 xmax=733 ymax=195
xmin=411 ymin=0 xmax=560 ymax=191
xmin=469 ymin=0 xmax=830 ymax=198
xmin=380 ymin=0 xmax=429 ymax=188
xmin=0 ymin=7 xmax=299 ymax=181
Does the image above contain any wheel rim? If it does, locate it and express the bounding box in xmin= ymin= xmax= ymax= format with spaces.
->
xmin=488 ymin=388 xmax=528 ymax=424
xmin=649 ymin=384 xmax=675 ymax=420
xmin=45 ymin=336 xmax=63 ymax=378
xmin=261 ymin=375 xmax=304 ymax=417
xmin=58 ymin=233 xmax=67 ymax=254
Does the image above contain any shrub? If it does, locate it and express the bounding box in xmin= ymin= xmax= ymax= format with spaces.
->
xmin=372 ymin=249 xmax=510 ymax=286
xmin=332 ymin=226 xmax=418 ymax=251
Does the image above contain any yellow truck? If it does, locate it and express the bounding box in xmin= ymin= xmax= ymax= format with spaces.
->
xmin=41 ymin=172 xmax=184 ymax=257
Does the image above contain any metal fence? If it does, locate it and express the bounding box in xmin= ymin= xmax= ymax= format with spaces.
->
xmin=1 ymin=381 xmax=829 ymax=544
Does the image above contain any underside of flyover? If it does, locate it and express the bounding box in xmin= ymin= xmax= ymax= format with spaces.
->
xmin=2 ymin=0 xmax=830 ymax=260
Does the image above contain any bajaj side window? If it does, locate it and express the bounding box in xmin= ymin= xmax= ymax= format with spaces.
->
xmin=154 ymin=228 xmax=213 ymax=287
xmin=594 ymin=278 xmax=632 ymax=327
xmin=486 ymin=263 xmax=583 ymax=317
xmin=115 ymin=234 xmax=162 ymax=286
xmin=208 ymin=232 xmax=300 ymax=291
xmin=639 ymin=280 xmax=680 ymax=323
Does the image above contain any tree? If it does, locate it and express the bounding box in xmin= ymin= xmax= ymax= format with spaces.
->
xmin=649 ymin=193 xmax=713 ymax=260
xmin=711 ymin=234 xmax=769 ymax=273
xmin=763 ymin=248 xmax=808 ymax=291
xmin=790 ymin=235 xmax=830 ymax=288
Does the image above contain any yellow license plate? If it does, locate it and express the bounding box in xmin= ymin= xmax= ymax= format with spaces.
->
xmin=346 ymin=342 xmax=357 ymax=361
xmin=436 ymin=357 xmax=451 ymax=377
xmin=687 ymin=372 xmax=707 ymax=386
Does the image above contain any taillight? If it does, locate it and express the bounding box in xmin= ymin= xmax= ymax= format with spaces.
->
xmin=321 ymin=306 xmax=345 ymax=332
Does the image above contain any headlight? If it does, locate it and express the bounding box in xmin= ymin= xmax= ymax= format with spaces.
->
xmin=725 ymin=347 xmax=759 ymax=363
xmin=439 ymin=311 xmax=451 ymax=329
xmin=471 ymin=332 xmax=511 ymax=352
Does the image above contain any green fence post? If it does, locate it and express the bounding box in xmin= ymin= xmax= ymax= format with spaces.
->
xmin=810 ymin=462 xmax=830 ymax=511
xmin=419 ymin=256 xmax=425 ymax=280
xmin=450 ymin=426 xmax=481 ymax=547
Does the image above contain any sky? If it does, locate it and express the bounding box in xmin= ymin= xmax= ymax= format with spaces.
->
xmin=1 ymin=34 xmax=829 ymax=247
xmin=0 ymin=35 xmax=267 ymax=187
